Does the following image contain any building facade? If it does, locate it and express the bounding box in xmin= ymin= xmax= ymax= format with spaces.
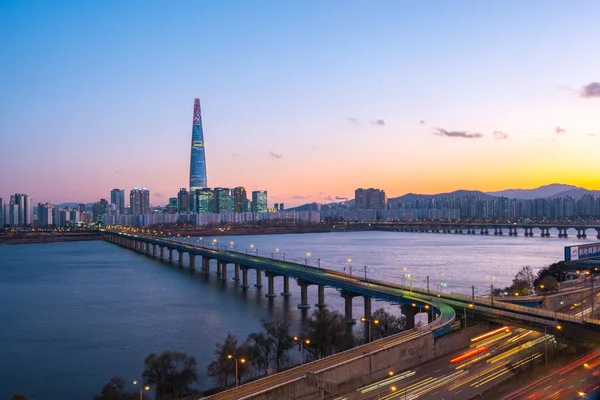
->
xmin=130 ymin=188 xmax=150 ymax=215
xmin=110 ymin=189 xmax=125 ymax=215
xmin=251 ymin=190 xmax=268 ymax=213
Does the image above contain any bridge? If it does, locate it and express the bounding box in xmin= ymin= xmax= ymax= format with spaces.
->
xmin=368 ymin=222 xmax=600 ymax=238
xmin=103 ymin=231 xmax=600 ymax=341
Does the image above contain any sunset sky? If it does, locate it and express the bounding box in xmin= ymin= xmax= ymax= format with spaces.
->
xmin=1 ymin=1 xmax=599 ymax=207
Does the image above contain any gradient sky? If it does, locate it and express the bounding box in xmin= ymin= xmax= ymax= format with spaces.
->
xmin=1 ymin=1 xmax=599 ymax=207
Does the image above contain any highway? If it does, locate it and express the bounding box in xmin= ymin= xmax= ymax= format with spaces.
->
xmin=333 ymin=326 xmax=553 ymax=400
xmin=500 ymin=349 xmax=600 ymax=400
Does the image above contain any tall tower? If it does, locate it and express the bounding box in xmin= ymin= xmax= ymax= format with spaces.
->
xmin=190 ymin=98 xmax=208 ymax=192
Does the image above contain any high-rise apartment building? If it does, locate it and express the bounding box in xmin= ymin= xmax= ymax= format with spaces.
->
xmin=37 ymin=203 xmax=54 ymax=226
xmin=0 ymin=198 xmax=4 ymax=227
xmin=166 ymin=198 xmax=178 ymax=214
xmin=110 ymin=189 xmax=125 ymax=214
xmin=189 ymin=98 xmax=208 ymax=192
xmin=177 ymin=188 xmax=190 ymax=212
xmin=130 ymin=188 xmax=150 ymax=215
xmin=92 ymin=199 xmax=109 ymax=222
xmin=232 ymin=187 xmax=247 ymax=213
xmin=355 ymin=188 xmax=386 ymax=210
xmin=251 ymin=190 xmax=268 ymax=213
xmin=5 ymin=193 xmax=32 ymax=226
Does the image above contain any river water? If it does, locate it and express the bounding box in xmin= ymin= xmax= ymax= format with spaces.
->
xmin=0 ymin=230 xmax=594 ymax=399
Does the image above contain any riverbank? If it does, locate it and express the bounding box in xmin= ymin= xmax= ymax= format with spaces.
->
xmin=0 ymin=231 xmax=104 ymax=245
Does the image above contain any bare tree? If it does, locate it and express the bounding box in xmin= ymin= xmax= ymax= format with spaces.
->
xmin=262 ymin=318 xmax=293 ymax=372
xmin=142 ymin=351 xmax=198 ymax=399
xmin=371 ymin=308 xmax=406 ymax=340
xmin=206 ymin=334 xmax=238 ymax=389
xmin=304 ymin=308 xmax=353 ymax=359
xmin=246 ymin=332 xmax=275 ymax=376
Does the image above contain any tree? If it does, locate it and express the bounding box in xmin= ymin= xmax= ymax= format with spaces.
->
xmin=92 ymin=377 xmax=139 ymax=400
xmin=371 ymin=308 xmax=406 ymax=340
xmin=535 ymin=261 xmax=575 ymax=286
xmin=537 ymin=276 xmax=559 ymax=294
xmin=246 ymin=332 xmax=275 ymax=376
xmin=142 ymin=351 xmax=198 ymax=400
xmin=262 ymin=318 xmax=294 ymax=372
xmin=206 ymin=333 xmax=240 ymax=389
xmin=304 ymin=308 xmax=354 ymax=360
xmin=511 ymin=266 xmax=535 ymax=295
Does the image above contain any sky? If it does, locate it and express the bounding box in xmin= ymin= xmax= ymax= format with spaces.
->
xmin=1 ymin=0 xmax=599 ymax=207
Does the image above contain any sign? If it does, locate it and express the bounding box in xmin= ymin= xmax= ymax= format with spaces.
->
xmin=565 ymin=242 xmax=600 ymax=261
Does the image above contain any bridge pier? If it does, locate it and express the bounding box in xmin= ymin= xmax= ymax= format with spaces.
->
xmin=152 ymin=244 xmax=157 ymax=258
xmin=577 ymin=228 xmax=587 ymax=239
xmin=265 ymin=273 xmax=277 ymax=298
xmin=403 ymin=306 xmax=417 ymax=329
xmin=159 ymin=246 xmax=165 ymax=260
xmin=281 ymin=276 xmax=292 ymax=297
xmin=363 ymin=296 xmax=373 ymax=343
xmin=202 ymin=257 xmax=210 ymax=274
xmin=177 ymin=250 xmax=184 ymax=267
xmin=494 ymin=228 xmax=498 ymax=236
xmin=145 ymin=242 xmax=151 ymax=255
xmin=234 ymin=263 xmax=240 ymax=281
xmin=297 ymin=280 xmax=311 ymax=309
xmin=597 ymin=228 xmax=600 ymax=239
xmin=341 ymin=291 xmax=357 ymax=324
xmin=315 ymin=285 xmax=326 ymax=308
xmin=189 ymin=254 xmax=196 ymax=270
xmin=168 ymin=248 xmax=174 ymax=263
xmin=219 ymin=261 xmax=228 ymax=281
xmin=241 ymin=266 xmax=249 ymax=289
xmin=216 ymin=261 xmax=222 ymax=275
xmin=498 ymin=227 xmax=503 ymax=235
xmin=254 ymin=269 xmax=263 ymax=288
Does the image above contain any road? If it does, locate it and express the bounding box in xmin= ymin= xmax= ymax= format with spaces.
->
xmin=333 ymin=326 xmax=554 ymax=400
xmin=500 ymin=349 xmax=600 ymax=400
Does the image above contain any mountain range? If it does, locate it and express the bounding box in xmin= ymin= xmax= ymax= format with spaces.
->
xmin=287 ymin=184 xmax=600 ymax=211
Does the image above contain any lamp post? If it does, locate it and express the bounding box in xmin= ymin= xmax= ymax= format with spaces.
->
xmin=402 ymin=267 xmax=408 ymax=287
xmin=227 ymin=354 xmax=246 ymax=389
xmin=230 ymin=241 xmax=236 ymax=251
xmin=293 ymin=336 xmax=310 ymax=364
xmin=346 ymin=258 xmax=352 ymax=275
xmin=360 ymin=316 xmax=380 ymax=343
xmin=305 ymin=252 xmax=311 ymax=266
xmin=132 ymin=380 xmax=150 ymax=400
xmin=487 ymin=276 xmax=495 ymax=308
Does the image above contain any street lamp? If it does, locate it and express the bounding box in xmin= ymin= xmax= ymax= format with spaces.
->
xmin=305 ymin=252 xmax=311 ymax=266
xmin=293 ymin=336 xmax=311 ymax=364
xmin=360 ymin=316 xmax=380 ymax=343
xmin=132 ymin=381 xmax=150 ymax=400
xmin=346 ymin=258 xmax=352 ymax=275
xmin=227 ymin=354 xmax=246 ymax=388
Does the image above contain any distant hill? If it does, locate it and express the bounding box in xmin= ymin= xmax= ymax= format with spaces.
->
xmin=390 ymin=190 xmax=496 ymax=203
xmin=548 ymin=188 xmax=600 ymax=200
xmin=486 ymin=184 xmax=581 ymax=200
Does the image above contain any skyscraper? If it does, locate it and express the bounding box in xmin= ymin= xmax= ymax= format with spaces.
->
xmin=196 ymin=188 xmax=215 ymax=214
xmin=177 ymin=188 xmax=190 ymax=212
xmin=110 ymin=189 xmax=125 ymax=214
xmin=214 ymin=188 xmax=234 ymax=213
xmin=189 ymin=98 xmax=207 ymax=192
xmin=232 ymin=187 xmax=247 ymax=213
xmin=252 ymin=190 xmax=268 ymax=213
xmin=0 ymin=198 xmax=4 ymax=227
xmin=130 ymin=188 xmax=150 ymax=215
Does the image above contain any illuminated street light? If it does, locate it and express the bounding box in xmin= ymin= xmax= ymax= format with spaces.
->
xmin=132 ymin=380 xmax=151 ymax=400
xmin=293 ymin=336 xmax=311 ymax=364
xmin=227 ymin=354 xmax=246 ymax=388
xmin=360 ymin=317 xmax=380 ymax=343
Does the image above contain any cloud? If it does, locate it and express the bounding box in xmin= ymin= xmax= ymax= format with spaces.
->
xmin=318 ymin=191 xmax=324 ymax=195
xmin=335 ymin=196 xmax=346 ymax=200
xmin=269 ymin=151 xmax=282 ymax=159
xmin=419 ymin=120 xmax=426 ymax=125
xmin=372 ymin=119 xmax=386 ymax=126
xmin=154 ymin=193 xmax=164 ymax=198
xmin=231 ymin=153 xmax=240 ymax=158
xmin=587 ymin=133 xmax=596 ymax=137
xmin=555 ymin=126 xmax=566 ymax=134
xmin=324 ymin=196 xmax=334 ymax=201
xmin=346 ymin=117 xmax=359 ymax=125
xmin=492 ymin=131 xmax=508 ymax=140
xmin=114 ymin=168 xmax=124 ymax=174
xmin=581 ymin=82 xmax=600 ymax=98
xmin=433 ymin=128 xmax=483 ymax=139
xmin=292 ymin=195 xmax=307 ymax=199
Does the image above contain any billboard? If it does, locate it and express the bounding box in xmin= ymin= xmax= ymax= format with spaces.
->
xmin=564 ymin=242 xmax=600 ymax=261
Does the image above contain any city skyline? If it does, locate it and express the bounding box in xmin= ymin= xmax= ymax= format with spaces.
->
xmin=1 ymin=1 xmax=600 ymax=207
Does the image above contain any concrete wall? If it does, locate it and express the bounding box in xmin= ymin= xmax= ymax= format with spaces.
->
xmin=252 ymin=324 xmax=490 ymax=400
xmin=543 ymin=288 xmax=593 ymax=312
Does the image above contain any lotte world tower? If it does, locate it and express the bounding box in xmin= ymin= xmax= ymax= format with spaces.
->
xmin=189 ymin=98 xmax=208 ymax=192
